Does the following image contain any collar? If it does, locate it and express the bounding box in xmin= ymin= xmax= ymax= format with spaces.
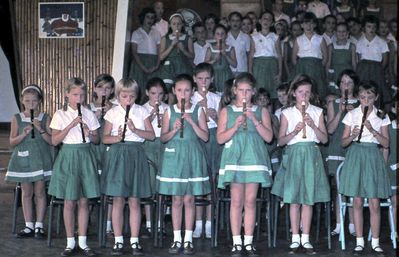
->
xmin=168 ymin=33 xmax=187 ymax=41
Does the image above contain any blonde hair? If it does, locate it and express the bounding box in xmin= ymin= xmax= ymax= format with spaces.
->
xmin=65 ymin=77 xmax=87 ymax=93
xmin=115 ymin=78 xmax=139 ymax=99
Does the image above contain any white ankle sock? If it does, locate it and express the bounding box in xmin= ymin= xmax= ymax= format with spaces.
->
xmin=301 ymin=234 xmax=312 ymax=248
xmin=291 ymin=234 xmax=300 ymax=246
xmin=244 ymin=235 xmax=253 ymax=249
xmin=184 ymin=230 xmax=193 ymax=243
xmin=130 ymin=237 xmax=139 ymax=248
xmin=114 ymin=236 xmax=123 ymax=244
xmin=194 ymin=220 xmax=202 ymax=231
xmin=146 ymin=221 xmax=151 ymax=231
xmin=34 ymin=222 xmax=43 ymax=229
xmin=333 ymin=223 xmax=341 ymax=233
xmin=356 ymin=237 xmax=364 ymax=247
xmin=67 ymin=237 xmax=75 ymax=249
xmin=205 ymin=221 xmax=211 ymax=233
xmin=348 ymin=223 xmax=355 ymax=234
xmin=106 ymin=220 xmax=112 ymax=232
xmin=78 ymin=236 xmax=88 ymax=249
xmin=232 ymin=235 xmax=242 ymax=249
xmin=371 ymin=237 xmax=383 ymax=252
xmin=25 ymin=222 xmax=34 ymax=231
xmin=173 ymin=230 xmax=182 ymax=243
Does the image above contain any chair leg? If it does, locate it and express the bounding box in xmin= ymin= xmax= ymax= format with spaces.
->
xmin=339 ymin=203 xmax=346 ymax=250
xmin=56 ymin=203 xmax=62 ymax=235
xmin=315 ymin=203 xmax=321 ymax=242
xmin=388 ymin=204 xmax=397 ymax=249
xmin=97 ymin=197 xmax=103 ymax=247
xmin=266 ymin=190 xmax=271 ymax=248
xmin=326 ymin=202 xmax=331 ymax=249
xmin=285 ymin=204 xmax=290 ymax=241
xmin=273 ymin=195 xmax=279 ymax=247
xmin=12 ymin=183 xmax=21 ymax=234
xmin=47 ymin=197 xmax=54 ymax=247
xmin=214 ymin=195 xmax=220 ymax=247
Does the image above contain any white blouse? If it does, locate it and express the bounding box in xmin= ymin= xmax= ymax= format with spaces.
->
xmin=131 ymin=27 xmax=161 ymax=55
xmin=50 ymin=106 xmax=100 ymax=144
xmin=191 ymin=91 xmax=221 ymax=129
xmin=282 ymin=104 xmax=323 ymax=145
xmin=252 ymin=32 xmax=279 ymax=58
xmin=296 ymin=34 xmax=324 ymax=59
xmin=356 ymin=35 xmax=389 ymax=62
xmin=342 ymin=105 xmax=390 ymax=144
xmin=193 ymin=42 xmax=210 ymax=65
xmin=226 ymin=31 xmax=251 ymax=72
xmin=104 ymin=104 xmax=151 ymax=142
xmin=143 ymin=102 xmax=169 ymax=137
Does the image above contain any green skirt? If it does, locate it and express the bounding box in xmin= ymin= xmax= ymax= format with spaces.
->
xmin=101 ymin=142 xmax=153 ymax=198
xmin=218 ymin=132 xmax=273 ymax=189
xmin=339 ymin=142 xmax=391 ymax=199
xmin=91 ymin=143 xmax=106 ymax=174
xmin=48 ymin=144 xmax=100 ymax=200
xmin=356 ymin=60 xmax=388 ymax=102
xmin=129 ymin=53 xmax=160 ymax=93
xmin=6 ymin=140 xmax=53 ymax=183
xmin=271 ymin=142 xmax=330 ymax=205
xmin=253 ymin=57 xmax=279 ymax=98
xmin=213 ymin=65 xmax=233 ymax=92
xmin=157 ymin=139 xmax=211 ymax=196
xmin=159 ymin=54 xmax=192 ymax=81
xmin=199 ymin=128 xmax=223 ymax=176
xmin=295 ymin=57 xmax=327 ymax=99
xmin=143 ymin=138 xmax=164 ymax=191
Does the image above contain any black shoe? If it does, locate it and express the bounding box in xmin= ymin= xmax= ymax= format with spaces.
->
xmin=183 ymin=241 xmax=195 ymax=255
xmin=17 ymin=227 xmax=34 ymax=238
xmin=244 ymin=244 xmax=259 ymax=257
xmin=131 ymin=242 xmax=144 ymax=256
xmin=352 ymin=245 xmax=364 ymax=256
xmin=61 ymin=247 xmax=77 ymax=257
xmin=141 ymin=227 xmax=152 ymax=239
xmin=371 ymin=246 xmax=386 ymax=257
xmin=288 ymin=242 xmax=300 ymax=254
xmin=34 ymin=228 xmax=46 ymax=239
xmin=79 ymin=247 xmax=97 ymax=257
xmin=231 ymin=244 xmax=242 ymax=257
xmin=302 ymin=242 xmax=316 ymax=255
xmin=111 ymin=242 xmax=124 ymax=256
xmin=168 ymin=241 xmax=182 ymax=255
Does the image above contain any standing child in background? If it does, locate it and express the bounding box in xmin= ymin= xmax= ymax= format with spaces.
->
xmin=89 ymin=73 xmax=115 ymax=236
xmin=326 ymin=22 xmax=357 ymax=95
xmin=205 ymin=24 xmax=237 ymax=93
xmin=159 ymin=13 xmax=194 ymax=85
xmin=6 ymin=84 xmax=52 ymax=239
xmin=157 ymin=74 xmax=210 ymax=255
xmin=129 ymin=7 xmax=161 ymax=94
xmin=274 ymin=82 xmax=289 ymax=121
xmin=292 ymin=12 xmax=328 ymax=99
xmin=325 ymin=69 xmax=359 ymax=237
xmin=241 ymin=16 xmax=254 ymax=36
xmin=141 ymin=77 xmax=169 ymax=237
xmin=356 ymin=15 xmax=389 ymax=106
xmin=339 ymin=81 xmax=391 ymax=256
xmin=203 ymin=13 xmax=219 ymax=42
xmin=101 ymin=78 xmax=155 ymax=255
xmin=217 ymin=73 xmax=273 ymax=256
xmin=249 ymin=10 xmax=282 ymax=99
xmin=191 ymin=63 xmax=221 ymax=239
xmin=322 ymin=15 xmax=336 ymax=46
xmin=347 ymin=18 xmax=363 ymax=45
xmin=226 ymin=12 xmax=251 ymax=75
xmin=49 ymin=78 xmax=100 ymax=256
xmin=283 ymin=21 xmax=303 ymax=82
xmin=333 ymin=0 xmax=356 ymax=20
xmin=360 ymin=0 xmax=382 ymax=19
xmin=153 ymin=1 xmax=168 ymax=37
xmin=271 ymin=74 xmax=330 ymax=255
xmin=192 ymin=22 xmax=211 ymax=66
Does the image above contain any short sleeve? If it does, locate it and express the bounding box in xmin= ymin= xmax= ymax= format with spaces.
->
xmin=49 ymin=110 xmax=63 ymax=130
xmin=104 ymin=108 xmax=115 ymax=123
xmin=87 ymin=111 xmax=100 ymax=130
xmin=131 ymin=30 xmax=140 ymax=44
xmin=245 ymin=35 xmax=251 ymax=51
xmin=342 ymin=111 xmax=352 ymax=126
xmin=141 ymin=106 xmax=151 ymax=120
xmin=380 ymin=40 xmax=389 ymax=54
xmin=381 ymin=115 xmax=391 ymax=127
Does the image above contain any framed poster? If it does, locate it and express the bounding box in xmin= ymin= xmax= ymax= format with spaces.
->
xmin=39 ymin=2 xmax=84 ymax=38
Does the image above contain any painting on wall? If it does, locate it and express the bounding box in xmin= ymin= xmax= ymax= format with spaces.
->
xmin=39 ymin=2 xmax=84 ymax=38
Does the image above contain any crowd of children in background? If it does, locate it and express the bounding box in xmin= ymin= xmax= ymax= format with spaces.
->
xmin=4 ymin=0 xmax=398 ymax=257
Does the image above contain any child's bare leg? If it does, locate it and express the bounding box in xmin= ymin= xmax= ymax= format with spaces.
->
xmin=243 ymin=183 xmax=259 ymax=250
xmin=112 ymin=197 xmax=125 ymax=237
xmin=33 ymin=180 xmax=46 ymax=223
xmin=128 ymin=197 xmax=141 ymax=237
xmin=21 ymin=182 xmax=34 ymax=225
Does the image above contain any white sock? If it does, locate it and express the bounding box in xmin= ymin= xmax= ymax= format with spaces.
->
xmin=371 ymin=237 xmax=382 ymax=252
xmin=67 ymin=237 xmax=76 ymax=249
xmin=114 ymin=236 xmax=123 ymax=248
xmin=232 ymin=235 xmax=242 ymax=250
xmin=25 ymin=222 xmax=34 ymax=232
xmin=291 ymin=234 xmax=300 ymax=247
xmin=333 ymin=223 xmax=341 ymax=233
xmin=194 ymin=220 xmax=203 ymax=231
xmin=244 ymin=235 xmax=253 ymax=249
xmin=34 ymin=222 xmax=43 ymax=229
xmin=348 ymin=223 xmax=355 ymax=234
xmin=205 ymin=220 xmax=211 ymax=233
xmin=173 ymin=230 xmax=182 ymax=243
xmin=184 ymin=230 xmax=193 ymax=243
xmin=78 ymin=236 xmax=88 ymax=249
xmin=301 ymin=234 xmax=312 ymax=248
xmin=146 ymin=221 xmax=151 ymax=230
xmin=106 ymin=220 xmax=112 ymax=232
xmin=355 ymin=237 xmax=364 ymax=250
xmin=130 ymin=237 xmax=139 ymax=248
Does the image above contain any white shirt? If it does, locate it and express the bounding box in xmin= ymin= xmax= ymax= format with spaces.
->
xmin=282 ymin=104 xmax=323 ymax=145
xmin=104 ymin=104 xmax=150 ymax=142
xmin=342 ymin=106 xmax=390 ymax=144
xmin=143 ymin=102 xmax=169 ymax=137
xmin=166 ymin=104 xmax=203 ymax=120
xmin=50 ymin=106 xmax=100 ymax=144
xmin=296 ymin=33 xmax=323 ymax=59
xmin=274 ymin=107 xmax=283 ymax=121
xmin=322 ymin=33 xmax=335 ymax=46
xmin=191 ymin=91 xmax=221 ymax=129
xmin=252 ymin=32 xmax=279 ymax=58
xmin=131 ymin=27 xmax=161 ymax=55
xmin=307 ymin=1 xmax=331 ymax=19
xmin=193 ymin=41 xmax=210 ymax=65
xmin=332 ymin=39 xmax=351 ymax=50
xmin=153 ymin=18 xmax=168 ymax=37
xmin=226 ymin=31 xmax=251 ymax=72
xmin=356 ymin=35 xmax=389 ymax=62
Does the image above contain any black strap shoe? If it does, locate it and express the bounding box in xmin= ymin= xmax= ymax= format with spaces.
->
xmin=17 ymin=227 xmax=34 ymax=238
xmin=34 ymin=227 xmax=46 ymax=239
xmin=131 ymin=242 xmax=144 ymax=256
xmin=352 ymin=245 xmax=364 ymax=256
xmin=183 ymin=241 xmax=195 ymax=255
xmin=244 ymin=244 xmax=259 ymax=257
xmin=168 ymin=241 xmax=182 ymax=255
xmin=79 ymin=247 xmax=97 ymax=257
xmin=61 ymin=247 xmax=76 ymax=257
xmin=111 ymin=242 xmax=124 ymax=256
xmin=302 ymin=242 xmax=316 ymax=255
xmin=371 ymin=246 xmax=386 ymax=257
xmin=231 ymin=244 xmax=242 ymax=257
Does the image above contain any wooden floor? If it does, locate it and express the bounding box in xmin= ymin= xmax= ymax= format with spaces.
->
xmin=0 ymin=124 xmax=397 ymax=257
